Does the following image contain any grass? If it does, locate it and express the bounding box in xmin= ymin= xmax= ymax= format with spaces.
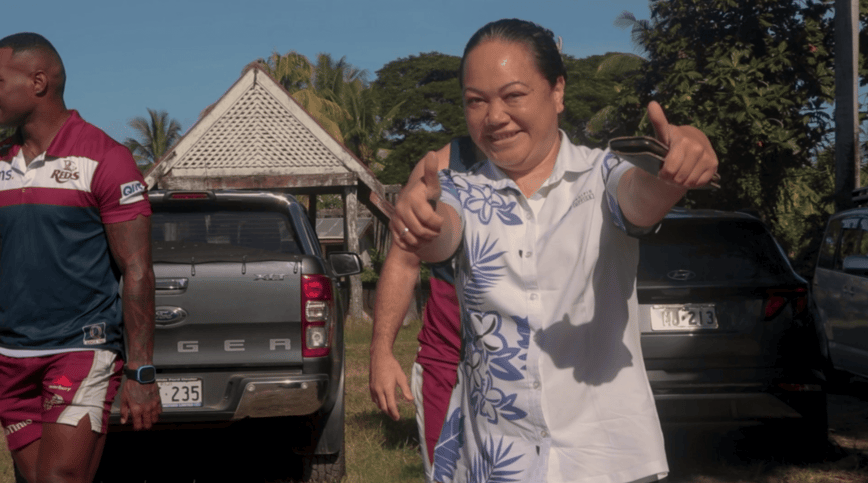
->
xmin=343 ymin=317 xmax=426 ymax=483
xmin=1 ymin=318 xmax=867 ymax=482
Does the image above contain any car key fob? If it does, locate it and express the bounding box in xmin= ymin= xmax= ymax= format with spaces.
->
xmin=608 ymin=136 xmax=720 ymax=189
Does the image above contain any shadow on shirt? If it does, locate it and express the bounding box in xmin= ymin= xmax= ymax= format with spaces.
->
xmin=535 ymin=216 xmax=638 ymax=386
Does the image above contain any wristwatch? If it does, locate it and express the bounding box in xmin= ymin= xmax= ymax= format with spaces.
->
xmin=124 ymin=365 xmax=157 ymax=384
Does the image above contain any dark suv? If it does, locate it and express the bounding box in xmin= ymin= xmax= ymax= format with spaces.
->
xmin=638 ymin=209 xmax=827 ymax=443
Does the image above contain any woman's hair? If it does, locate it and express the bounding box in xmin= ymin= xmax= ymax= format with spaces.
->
xmin=460 ymin=18 xmax=567 ymax=89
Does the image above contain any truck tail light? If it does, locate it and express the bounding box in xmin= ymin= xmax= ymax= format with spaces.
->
xmin=763 ymin=287 xmax=807 ymax=320
xmin=301 ymin=274 xmax=335 ymax=357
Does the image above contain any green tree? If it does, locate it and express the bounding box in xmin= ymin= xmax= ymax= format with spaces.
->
xmin=607 ymin=0 xmax=835 ymax=265
xmin=256 ymin=51 xmax=349 ymax=143
xmin=123 ymin=109 xmax=182 ymax=171
xmin=372 ymin=52 xmax=466 ymax=184
xmin=561 ymin=53 xmax=629 ymax=147
xmin=256 ymin=51 xmax=398 ymax=165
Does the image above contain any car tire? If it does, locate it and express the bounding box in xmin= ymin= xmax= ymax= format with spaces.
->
xmin=299 ymin=445 xmax=345 ymax=483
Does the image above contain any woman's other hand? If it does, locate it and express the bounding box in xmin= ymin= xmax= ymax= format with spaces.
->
xmin=648 ymin=101 xmax=719 ymax=189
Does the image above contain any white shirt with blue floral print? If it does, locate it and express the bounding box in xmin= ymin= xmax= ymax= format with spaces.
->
xmin=432 ymin=132 xmax=668 ymax=483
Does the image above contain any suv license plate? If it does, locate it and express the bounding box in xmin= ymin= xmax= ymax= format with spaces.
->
xmin=157 ymin=378 xmax=203 ymax=407
xmin=650 ymin=304 xmax=718 ymax=331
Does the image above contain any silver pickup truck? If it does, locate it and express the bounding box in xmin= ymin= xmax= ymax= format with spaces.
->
xmin=109 ymin=189 xmax=361 ymax=481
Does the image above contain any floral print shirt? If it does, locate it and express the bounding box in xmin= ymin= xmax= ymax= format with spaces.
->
xmin=432 ymin=133 xmax=669 ymax=483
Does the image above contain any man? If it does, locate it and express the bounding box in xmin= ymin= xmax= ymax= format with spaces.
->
xmin=0 ymin=33 xmax=161 ymax=482
xmin=370 ymin=138 xmax=479 ymax=482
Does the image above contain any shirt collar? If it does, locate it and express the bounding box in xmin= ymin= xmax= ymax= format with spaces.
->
xmin=44 ymin=110 xmax=84 ymax=159
xmin=475 ymin=130 xmax=595 ymax=194
xmin=0 ymin=110 xmax=84 ymax=163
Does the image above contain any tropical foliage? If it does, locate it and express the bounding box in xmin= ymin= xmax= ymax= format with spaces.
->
xmin=600 ymin=0 xmax=839 ymax=275
xmin=123 ymin=109 xmax=182 ymax=171
xmin=255 ymin=51 xmax=399 ymax=165
xmin=0 ymin=127 xmax=13 ymax=140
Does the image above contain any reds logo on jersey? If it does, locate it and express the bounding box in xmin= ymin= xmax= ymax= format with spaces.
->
xmin=50 ymin=159 xmax=80 ymax=184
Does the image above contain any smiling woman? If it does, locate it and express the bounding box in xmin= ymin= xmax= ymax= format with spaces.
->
xmin=389 ymin=17 xmax=719 ymax=483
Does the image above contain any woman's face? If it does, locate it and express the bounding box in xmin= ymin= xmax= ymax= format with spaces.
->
xmin=462 ymin=39 xmax=565 ymax=175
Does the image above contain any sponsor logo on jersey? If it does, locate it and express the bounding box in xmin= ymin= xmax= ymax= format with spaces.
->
xmin=119 ymin=181 xmax=145 ymax=205
xmin=50 ymin=159 xmax=80 ymax=184
xmin=49 ymin=375 xmax=73 ymax=392
xmin=4 ymin=419 xmax=33 ymax=436
xmin=43 ymin=393 xmax=65 ymax=411
xmin=82 ymin=322 xmax=107 ymax=346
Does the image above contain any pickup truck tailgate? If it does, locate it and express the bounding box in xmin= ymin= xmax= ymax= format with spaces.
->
xmin=153 ymin=260 xmax=303 ymax=367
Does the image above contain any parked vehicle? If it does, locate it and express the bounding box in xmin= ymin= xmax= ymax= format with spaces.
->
xmin=110 ymin=190 xmax=362 ymax=482
xmin=638 ymin=209 xmax=827 ymax=444
xmin=812 ymin=187 xmax=868 ymax=380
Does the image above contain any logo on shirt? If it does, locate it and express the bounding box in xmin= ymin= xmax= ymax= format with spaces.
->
xmin=82 ymin=322 xmax=107 ymax=346
xmin=119 ymin=181 xmax=146 ymax=206
xmin=50 ymin=159 xmax=80 ymax=184
xmin=48 ymin=375 xmax=73 ymax=392
xmin=43 ymin=393 xmax=65 ymax=411
xmin=4 ymin=419 xmax=33 ymax=436
xmin=571 ymin=190 xmax=595 ymax=209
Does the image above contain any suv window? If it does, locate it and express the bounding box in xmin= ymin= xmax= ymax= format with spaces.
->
xmin=817 ymin=218 xmax=843 ymax=270
xmin=152 ymin=210 xmax=302 ymax=255
xmin=638 ymin=219 xmax=787 ymax=283
xmin=836 ymin=218 xmax=863 ymax=270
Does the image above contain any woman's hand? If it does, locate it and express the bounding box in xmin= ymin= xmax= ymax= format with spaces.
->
xmin=390 ymin=150 xmax=463 ymax=263
xmin=391 ymin=151 xmax=444 ymax=252
xmin=648 ymin=101 xmax=719 ymax=189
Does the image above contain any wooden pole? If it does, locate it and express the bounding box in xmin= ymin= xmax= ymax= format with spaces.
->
xmin=835 ymin=0 xmax=860 ymax=211
xmin=343 ymin=186 xmax=363 ymax=321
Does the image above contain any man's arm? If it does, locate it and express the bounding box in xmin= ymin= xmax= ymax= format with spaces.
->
xmin=369 ymin=245 xmax=422 ymax=420
xmin=617 ymin=101 xmax=719 ymax=227
xmin=104 ymin=214 xmax=161 ymax=430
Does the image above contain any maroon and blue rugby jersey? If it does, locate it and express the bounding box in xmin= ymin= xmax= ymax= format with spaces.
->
xmin=0 ymin=111 xmax=151 ymax=355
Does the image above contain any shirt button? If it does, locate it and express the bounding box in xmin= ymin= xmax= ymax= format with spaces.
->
xmin=541 ymin=430 xmax=549 ymax=438
xmin=525 ymin=251 xmax=533 ymax=258
xmin=530 ymin=293 xmax=538 ymax=301
xmin=533 ymin=381 xmax=540 ymax=389
xmin=525 ymin=212 xmax=532 ymax=220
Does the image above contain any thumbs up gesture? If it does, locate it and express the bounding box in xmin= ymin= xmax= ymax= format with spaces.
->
xmin=647 ymin=101 xmax=718 ymax=189
xmin=391 ymin=150 xmax=445 ymax=252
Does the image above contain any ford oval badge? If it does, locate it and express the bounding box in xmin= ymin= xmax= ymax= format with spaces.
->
xmin=155 ymin=306 xmax=188 ymax=326
xmin=666 ymin=270 xmax=696 ymax=281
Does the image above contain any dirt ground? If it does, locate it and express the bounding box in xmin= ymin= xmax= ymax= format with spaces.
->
xmin=661 ymin=376 xmax=868 ymax=482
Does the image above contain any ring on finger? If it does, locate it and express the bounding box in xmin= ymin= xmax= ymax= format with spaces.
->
xmin=399 ymin=227 xmax=410 ymax=239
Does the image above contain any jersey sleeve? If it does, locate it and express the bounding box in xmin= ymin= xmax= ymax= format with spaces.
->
xmin=90 ymin=145 xmax=152 ymax=224
xmin=602 ymin=151 xmax=658 ymax=237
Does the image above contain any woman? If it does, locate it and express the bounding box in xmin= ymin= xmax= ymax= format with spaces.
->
xmin=392 ymin=19 xmax=718 ymax=483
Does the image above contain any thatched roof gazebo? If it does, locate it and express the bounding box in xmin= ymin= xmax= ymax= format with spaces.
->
xmin=145 ymin=64 xmax=393 ymax=320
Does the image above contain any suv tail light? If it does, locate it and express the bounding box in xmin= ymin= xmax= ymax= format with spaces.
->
xmin=763 ymin=287 xmax=807 ymax=320
xmin=301 ymin=274 xmax=335 ymax=357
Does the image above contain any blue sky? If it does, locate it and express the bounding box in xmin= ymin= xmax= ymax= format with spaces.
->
xmin=5 ymin=0 xmax=652 ymax=143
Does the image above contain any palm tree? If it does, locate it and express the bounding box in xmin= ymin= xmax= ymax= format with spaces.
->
xmin=256 ymin=51 xmax=400 ymax=163
xmin=124 ymin=109 xmax=182 ymax=169
xmin=256 ymin=51 xmax=349 ymax=143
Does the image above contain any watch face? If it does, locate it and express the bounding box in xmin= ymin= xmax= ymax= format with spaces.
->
xmin=139 ymin=366 xmax=157 ymax=383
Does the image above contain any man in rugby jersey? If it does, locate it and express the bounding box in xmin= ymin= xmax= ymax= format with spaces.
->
xmin=0 ymin=32 xmax=160 ymax=482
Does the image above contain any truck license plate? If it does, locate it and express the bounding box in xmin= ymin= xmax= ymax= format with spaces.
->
xmin=158 ymin=377 xmax=203 ymax=407
xmin=650 ymin=304 xmax=718 ymax=331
